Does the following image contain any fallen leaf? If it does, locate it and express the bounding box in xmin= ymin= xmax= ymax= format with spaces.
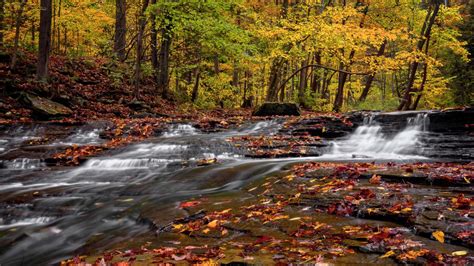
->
xmin=451 ymin=250 xmax=467 ymax=256
xmin=208 ymin=220 xmax=219 ymax=228
xmin=248 ymin=187 xmax=258 ymax=192
xmin=432 ymin=230 xmax=445 ymax=243
xmin=380 ymin=250 xmax=395 ymax=258
xmin=179 ymin=200 xmax=201 ymax=208
xmin=369 ymin=174 xmax=381 ymax=184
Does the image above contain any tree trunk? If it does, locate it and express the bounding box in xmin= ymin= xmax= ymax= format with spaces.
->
xmin=398 ymin=2 xmax=440 ymax=110
xmin=232 ymin=63 xmax=239 ymax=87
xmin=332 ymin=1 xmax=367 ymax=112
xmin=410 ymin=34 xmax=432 ymax=110
xmin=63 ymin=26 xmax=67 ymax=54
xmin=0 ymin=0 xmax=4 ymax=48
xmin=333 ymin=62 xmax=347 ymax=112
xmin=298 ymin=56 xmax=309 ymax=106
xmin=150 ymin=0 xmax=158 ymax=72
xmin=11 ymin=0 xmax=28 ymax=70
xmin=31 ymin=20 xmax=35 ymax=46
xmin=311 ymin=53 xmax=322 ymax=93
xmin=134 ymin=0 xmax=149 ymax=99
xmin=333 ymin=49 xmax=355 ymax=112
xmin=191 ymin=68 xmax=200 ymax=103
xmin=114 ymin=0 xmax=127 ymax=61
xmin=56 ymin=0 xmax=61 ymax=53
xmin=266 ymin=58 xmax=284 ymax=101
xmin=213 ymin=55 xmax=220 ymax=74
xmin=359 ymin=40 xmax=387 ymax=102
xmin=157 ymin=13 xmax=172 ymax=99
xmin=37 ymin=0 xmax=52 ymax=80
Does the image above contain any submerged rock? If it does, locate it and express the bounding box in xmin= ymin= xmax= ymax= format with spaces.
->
xmin=253 ymin=102 xmax=301 ymax=116
xmin=22 ymin=94 xmax=72 ymax=120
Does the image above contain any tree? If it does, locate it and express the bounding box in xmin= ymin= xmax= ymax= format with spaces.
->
xmin=134 ymin=0 xmax=150 ymax=99
xmin=10 ymin=0 xmax=28 ymax=70
xmin=114 ymin=0 xmax=126 ymax=61
xmin=0 ymin=0 xmax=5 ymax=48
xmin=398 ymin=1 xmax=442 ymax=110
xmin=37 ymin=0 xmax=52 ymax=80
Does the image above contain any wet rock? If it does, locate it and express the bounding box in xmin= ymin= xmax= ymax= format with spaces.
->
xmin=286 ymin=116 xmax=354 ymax=139
xmin=252 ymin=102 xmax=301 ymax=116
xmin=131 ymin=112 xmax=167 ymax=119
xmin=22 ymin=94 xmax=72 ymax=120
xmin=428 ymin=107 xmax=474 ymax=132
xmin=128 ymin=100 xmax=151 ymax=111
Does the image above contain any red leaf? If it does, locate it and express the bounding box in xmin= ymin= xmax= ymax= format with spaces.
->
xmin=179 ymin=200 xmax=202 ymax=209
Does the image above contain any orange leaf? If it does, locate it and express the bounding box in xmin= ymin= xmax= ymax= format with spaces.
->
xmin=432 ymin=230 xmax=445 ymax=243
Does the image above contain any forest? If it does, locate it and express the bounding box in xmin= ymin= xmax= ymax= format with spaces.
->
xmin=1 ymin=0 xmax=472 ymax=117
xmin=0 ymin=0 xmax=473 ymax=265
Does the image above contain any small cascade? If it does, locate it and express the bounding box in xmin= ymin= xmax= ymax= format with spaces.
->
xmin=123 ymin=144 xmax=188 ymax=157
xmin=83 ymin=158 xmax=172 ymax=170
xmin=243 ymin=120 xmax=282 ymax=135
xmin=73 ymin=144 xmax=188 ymax=172
xmin=163 ymin=124 xmax=198 ymax=137
xmin=327 ymin=113 xmax=430 ymax=159
xmin=0 ymin=216 xmax=54 ymax=229
xmin=4 ymin=159 xmax=45 ymax=170
xmin=64 ymin=129 xmax=102 ymax=145
xmin=407 ymin=113 xmax=430 ymax=131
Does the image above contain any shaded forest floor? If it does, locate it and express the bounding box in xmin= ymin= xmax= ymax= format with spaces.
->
xmin=0 ymin=50 xmax=252 ymax=124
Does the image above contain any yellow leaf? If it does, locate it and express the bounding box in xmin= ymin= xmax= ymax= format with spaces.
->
xmin=173 ymin=224 xmax=184 ymax=230
xmin=464 ymin=177 xmax=470 ymax=184
xmin=208 ymin=220 xmax=219 ymax=228
xmin=219 ymin=209 xmax=232 ymax=214
xmin=432 ymin=230 xmax=445 ymax=243
xmin=221 ymin=229 xmax=229 ymax=236
xmin=203 ymin=228 xmax=210 ymax=234
xmin=273 ymin=215 xmax=289 ymax=220
xmin=451 ymin=251 xmax=467 ymax=256
xmin=380 ymin=250 xmax=395 ymax=258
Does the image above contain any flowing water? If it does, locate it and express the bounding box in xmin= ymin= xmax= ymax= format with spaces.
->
xmin=0 ymin=113 xmax=469 ymax=264
xmin=323 ymin=113 xmax=430 ymax=160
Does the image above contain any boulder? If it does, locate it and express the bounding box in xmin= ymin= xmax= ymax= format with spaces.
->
xmin=253 ymin=102 xmax=301 ymax=116
xmin=23 ymin=94 xmax=72 ymax=120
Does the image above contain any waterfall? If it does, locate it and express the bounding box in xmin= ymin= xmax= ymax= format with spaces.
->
xmin=325 ymin=113 xmax=429 ymax=159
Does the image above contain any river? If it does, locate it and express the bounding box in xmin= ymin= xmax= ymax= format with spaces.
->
xmin=0 ymin=111 xmax=472 ymax=264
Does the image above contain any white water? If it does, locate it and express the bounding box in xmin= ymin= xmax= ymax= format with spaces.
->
xmin=323 ymin=113 xmax=429 ymax=160
xmin=163 ymin=124 xmax=198 ymax=137
xmin=0 ymin=217 xmax=54 ymax=229
xmin=246 ymin=120 xmax=282 ymax=135
xmin=54 ymin=129 xmax=102 ymax=146
xmin=82 ymin=158 xmax=175 ymax=170
xmin=4 ymin=158 xmax=45 ymax=169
